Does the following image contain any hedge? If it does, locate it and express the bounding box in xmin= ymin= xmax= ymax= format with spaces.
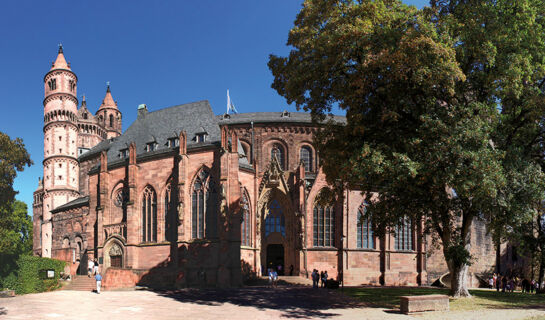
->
xmin=1 ymin=255 xmax=66 ymax=294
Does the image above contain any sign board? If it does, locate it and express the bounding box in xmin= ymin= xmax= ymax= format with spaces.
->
xmin=47 ymin=270 xmax=55 ymax=279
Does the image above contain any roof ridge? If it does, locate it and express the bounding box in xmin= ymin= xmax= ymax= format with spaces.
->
xmin=145 ymin=100 xmax=210 ymax=115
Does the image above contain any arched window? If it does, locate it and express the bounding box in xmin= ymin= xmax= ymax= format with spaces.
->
xmin=109 ymin=114 xmax=114 ymax=127
xmin=164 ymin=183 xmax=172 ymax=241
xmin=357 ymin=203 xmax=374 ymax=249
xmin=271 ymin=143 xmax=285 ymax=170
xmin=394 ymin=217 xmax=413 ymax=251
xmin=192 ymin=169 xmax=217 ymax=239
xmin=241 ymin=189 xmax=251 ymax=246
xmin=83 ymin=113 xmax=88 ymax=120
xmin=313 ymin=204 xmax=335 ymax=247
xmin=141 ymin=186 xmax=157 ymax=242
xmin=300 ymin=146 xmax=313 ymax=172
xmin=264 ymin=199 xmax=285 ymax=237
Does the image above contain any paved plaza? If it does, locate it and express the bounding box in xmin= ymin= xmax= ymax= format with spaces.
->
xmin=1 ymin=286 xmax=544 ymax=320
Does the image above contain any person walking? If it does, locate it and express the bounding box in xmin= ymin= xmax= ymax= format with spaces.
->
xmin=268 ymin=268 xmax=274 ymax=288
xmin=272 ymin=269 xmax=278 ymax=288
xmin=95 ymin=273 xmax=102 ymax=294
xmin=87 ymin=259 xmax=94 ymax=278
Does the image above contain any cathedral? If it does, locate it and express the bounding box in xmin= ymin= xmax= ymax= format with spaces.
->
xmin=32 ymin=47 xmax=500 ymax=289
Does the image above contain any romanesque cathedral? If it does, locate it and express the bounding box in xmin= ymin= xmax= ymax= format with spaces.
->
xmin=32 ymin=47 xmax=504 ymax=289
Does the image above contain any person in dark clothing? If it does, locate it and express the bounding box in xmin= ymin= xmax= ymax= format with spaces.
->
xmin=311 ymin=269 xmax=319 ymax=288
xmin=496 ymin=275 xmax=501 ymax=292
xmin=502 ymin=276 xmax=507 ymax=292
xmin=289 ymin=265 xmax=294 ymax=276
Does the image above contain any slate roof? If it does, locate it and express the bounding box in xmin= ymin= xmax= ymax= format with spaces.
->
xmin=51 ymin=196 xmax=89 ymax=213
xmin=80 ymin=100 xmax=221 ymax=162
xmin=217 ymin=111 xmax=346 ymax=125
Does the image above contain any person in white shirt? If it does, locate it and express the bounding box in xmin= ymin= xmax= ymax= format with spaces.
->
xmin=87 ymin=259 xmax=94 ymax=278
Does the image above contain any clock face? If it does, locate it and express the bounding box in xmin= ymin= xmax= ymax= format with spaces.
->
xmin=114 ymin=190 xmax=124 ymax=208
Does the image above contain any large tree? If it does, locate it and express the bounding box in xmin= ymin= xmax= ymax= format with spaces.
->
xmin=269 ymin=0 xmax=545 ymax=297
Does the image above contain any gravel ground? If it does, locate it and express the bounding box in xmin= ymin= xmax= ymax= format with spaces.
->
xmin=0 ymin=287 xmax=543 ymax=320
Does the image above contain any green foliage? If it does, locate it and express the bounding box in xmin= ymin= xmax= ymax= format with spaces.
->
xmin=1 ymin=255 xmax=66 ymax=294
xmin=0 ymin=200 xmax=33 ymax=258
xmin=270 ymin=0 xmax=545 ymax=296
xmin=0 ymin=131 xmax=32 ymax=214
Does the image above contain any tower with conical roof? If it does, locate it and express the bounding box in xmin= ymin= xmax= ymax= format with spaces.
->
xmin=96 ymin=84 xmax=122 ymax=139
xmin=41 ymin=45 xmax=81 ymax=257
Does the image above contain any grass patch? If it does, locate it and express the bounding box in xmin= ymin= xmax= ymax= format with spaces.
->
xmin=344 ymin=287 xmax=545 ymax=311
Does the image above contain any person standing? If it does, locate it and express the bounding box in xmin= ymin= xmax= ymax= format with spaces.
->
xmin=311 ymin=269 xmax=318 ymax=288
xmin=489 ymin=277 xmax=494 ymax=289
xmin=87 ymin=259 xmax=94 ymax=278
xmin=95 ymin=273 xmax=102 ymax=294
xmin=322 ymin=271 xmax=328 ymax=288
xmin=93 ymin=258 xmax=99 ymax=275
xmin=289 ymin=265 xmax=294 ymax=276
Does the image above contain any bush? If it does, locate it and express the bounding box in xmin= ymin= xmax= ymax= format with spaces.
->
xmin=1 ymin=255 xmax=66 ymax=294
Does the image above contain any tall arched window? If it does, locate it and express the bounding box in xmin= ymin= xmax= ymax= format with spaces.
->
xmin=394 ymin=217 xmax=413 ymax=251
xmin=164 ymin=184 xmax=172 ymax=241
xmin=313 ymin=204 xmax=335 ymax=247
xmin=264 ymin=199 xmax=285 ymax=237
xmin=357 ymin=203 xmax=374 ymax=249
xmin=141 ymin=186 xmax=157 ymax=242
xmin=192 ymin=169 xmax=216 ymax=239
xmin=241 ymin=189 xmax=251 ymax=246
xmin=271 ymin=143 xmax=285 ymax=170
xmin=300 ymin=146 xmax=313 ymax=172
xmin=109 ymin=114 xmax=114 ymax=127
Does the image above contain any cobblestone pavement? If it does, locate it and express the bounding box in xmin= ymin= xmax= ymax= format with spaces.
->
xmin=1 ymin=286 xmax=544 ymax=320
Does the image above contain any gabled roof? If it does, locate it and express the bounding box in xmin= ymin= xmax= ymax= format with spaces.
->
xmin=80 ymin=100 xmax=221 ymax=162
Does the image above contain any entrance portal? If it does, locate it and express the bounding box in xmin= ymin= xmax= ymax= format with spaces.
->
xmin=266 ymin=244 xmax=284 ymax=275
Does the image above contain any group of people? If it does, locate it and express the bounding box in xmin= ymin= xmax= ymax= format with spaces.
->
xmin=311 ymin=269 xmax=328 ymax=288
xmin=488 ymin=273 xmax=543 ymax=293
xmin=87 ymin=258 xmax=102 ymax=294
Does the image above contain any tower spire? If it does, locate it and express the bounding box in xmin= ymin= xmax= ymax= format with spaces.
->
xmin=51 ymin=44 xmax=70 ymax=70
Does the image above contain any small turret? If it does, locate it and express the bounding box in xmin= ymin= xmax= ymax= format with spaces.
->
xmin=96 ymin=83 xmax=122 ymax=139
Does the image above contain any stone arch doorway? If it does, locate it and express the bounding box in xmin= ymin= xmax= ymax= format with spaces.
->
xmin=104 ymin=238 xmax=124 ymax=269
xmin=266 ymin=244 xmax=284 ymax=275
xmin=257 ymin=188 xmax=299 ymax=276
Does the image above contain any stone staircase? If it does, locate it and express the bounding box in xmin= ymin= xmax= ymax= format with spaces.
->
xmin=63 ymin=275 xmax=97 ymax=291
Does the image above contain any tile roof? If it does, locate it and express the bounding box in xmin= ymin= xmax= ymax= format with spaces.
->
xmin=51 ymin=196 xmax=89 ymax=213
xmin=217 ymin=111 xmax=346 ymax=125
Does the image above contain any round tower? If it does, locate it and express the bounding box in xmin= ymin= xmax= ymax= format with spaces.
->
xmin=96 ymin=84 xmax=122 ymax=139
xmin=41 ymin=45 xmax=80 ymax=257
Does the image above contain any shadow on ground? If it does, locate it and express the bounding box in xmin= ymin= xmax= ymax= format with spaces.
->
xmin=154 ymin=285 xmax=365 ymax=319
xmin=0 ymin=307 xmax=7 ymax=316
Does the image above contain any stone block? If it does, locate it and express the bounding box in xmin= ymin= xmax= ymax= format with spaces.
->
xmin=400 ymin=295 xmax=449 ymax=314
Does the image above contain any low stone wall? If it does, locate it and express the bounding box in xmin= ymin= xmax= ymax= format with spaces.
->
xmin=400 ymin=295 xmax=449 ymax=314
xmin=102 ymin=268 xmax=141 ymax=290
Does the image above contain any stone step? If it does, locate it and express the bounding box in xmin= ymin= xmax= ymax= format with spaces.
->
xmin=63 ymin=276 xmax=100 ymax=291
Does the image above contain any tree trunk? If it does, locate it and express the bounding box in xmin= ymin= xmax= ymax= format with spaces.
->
xmin=449 ymin=262 xmax=471 ymax=297
xmin=539 ymin=246 xmax=545 ymax=292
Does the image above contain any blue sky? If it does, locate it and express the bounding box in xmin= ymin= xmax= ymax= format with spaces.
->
xmin=0 ymin=0 xmax=428 ymax=215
